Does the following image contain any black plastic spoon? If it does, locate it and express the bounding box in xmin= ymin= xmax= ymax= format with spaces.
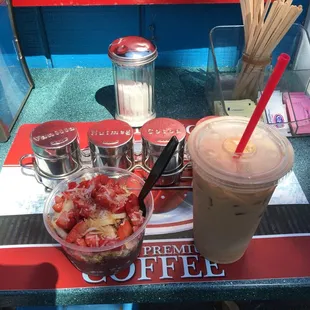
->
xmin=138 ymin=136 xmax=179 ymax=216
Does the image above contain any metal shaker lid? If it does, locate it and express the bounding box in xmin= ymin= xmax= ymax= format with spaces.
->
xmin=141 ymin=118 xmax=186 ymax=146
xmin=88 ymin=119 xmax=133 ymax=150
xmin=31 ymin=120 xmax=79 ymax=157
xmin=108 ymin=36 xmax=158 ymax=66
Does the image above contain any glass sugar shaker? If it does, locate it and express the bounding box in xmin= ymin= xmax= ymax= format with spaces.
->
xmin=108 ymin=36 xmax=158 ymax=128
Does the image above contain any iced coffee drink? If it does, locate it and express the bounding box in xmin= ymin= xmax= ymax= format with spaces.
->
xmin=188 ymin=116 xmax=294 ymax=264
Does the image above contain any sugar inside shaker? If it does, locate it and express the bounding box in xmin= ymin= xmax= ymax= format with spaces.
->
xmin=108 ymin=36 xmax=158 ymax=128
xmin=140 ymin=117 xmax=186 ymax=186
xmin=88 ymin=119 xmax=134 ymax=170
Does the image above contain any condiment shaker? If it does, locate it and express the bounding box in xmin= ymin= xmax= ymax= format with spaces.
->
xmin=88 ymin=119 xmax=134 ymax=170
xmin=108 ymin=36 xmax=158 ymax=128
xmin=30 ymin=120 xmax=81 ymax=177
xmin=20 ymin=120 xmax=82 ymax=189
xmin=140 ymin=118 xmax=186 ymax=186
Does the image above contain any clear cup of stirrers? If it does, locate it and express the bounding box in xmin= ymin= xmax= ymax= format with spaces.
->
xmin=233 ymin=0 xmax=303 ymax=101
xmin=233 ymin=54 xmax=271 ymax=101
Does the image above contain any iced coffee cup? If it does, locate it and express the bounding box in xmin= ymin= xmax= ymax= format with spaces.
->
xmin=187 ymin=116 xmax=294 ymax=264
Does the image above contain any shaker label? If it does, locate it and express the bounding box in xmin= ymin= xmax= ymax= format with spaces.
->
xmin=141 ymin=118 xmax=186 ymax=146
xmin=88 ymin=119 xmax=133 ymax=147
xmin=90 ymin=130 xmax=131 ymax=136
xmin=147 ymin=128 xmax=182 ymax=135
xmin=32 ymin=127 xmax=76 ymax=142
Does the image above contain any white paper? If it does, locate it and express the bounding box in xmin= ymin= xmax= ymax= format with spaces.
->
xmin=0 ymin=166 xmax=308 ymax=236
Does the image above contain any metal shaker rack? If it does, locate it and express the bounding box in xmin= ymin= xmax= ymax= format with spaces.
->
xmin=18 ymin=118 xmax=195 ymax=192
xmin=20 ymin=145 xmax=194 ymax=192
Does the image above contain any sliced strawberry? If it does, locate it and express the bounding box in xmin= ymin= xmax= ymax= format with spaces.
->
xmin=78 ymin=180 xmax=91 ymax=189
xmin=55 ymin=195 xmax=64 ymax=204
xmin=128 ymin=210 xmax=144 ymax=227
xmin=53 ymin=202 xmax=63 ymax=213
xmin=99 ymin=238 xmax=106 ymax=247
xmin=56 ymin=211 xmax=77 ymax=230
xmin=94 ymin=194 xmax=111 ymax=209
xmin=125 ymin=193 xmax=140 ymax=215
xmin=113 ymin=183 xmax=126 ymax=195
xmin=62 ymin=191 xmax=71 ymax=200
xmin=75 ymin=238 xmax=87 ymax=247
xmin=66 ymin=221 xmax=88 ymax=243
xmin=93 ymin=175 xmax=109 ymax=188
xmin=85 ymin=233 xmax=101 ymax=247
xmin=110 ymin=203 xmax=125 ymax=214
xmin=94 ymin=187 xmax=114 ymax=209
xmin=99 ymin=175 xmax=109 ymax=184
xmin=68 ymin=181 xmax=77 ymax=190
xmin=117 ymin=219 xmax=133 ymax=241
xmin=79 ymin=205 xmax=94 ymax=219
xmin=91 ymin=188 xmax=97 ymax=199
xmin=93 ymin=181 xmax=128 ymax=212
xmin=106 ymin=179 xmax=115 ymax=187
xmin=107 ymin=186 xmax=116 ymax=199
xmin=72 ymin=197 xmax=88 ymax=209
xmin=72 ymin=197 xmax=94 ymax=219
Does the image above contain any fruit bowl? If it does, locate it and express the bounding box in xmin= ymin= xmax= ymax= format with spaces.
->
xmin=43 ymin=167 xmax=154 ymax=276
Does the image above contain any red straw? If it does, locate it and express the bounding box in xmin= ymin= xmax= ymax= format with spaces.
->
xmin=234 ymin=53 xmax=291 ymax=155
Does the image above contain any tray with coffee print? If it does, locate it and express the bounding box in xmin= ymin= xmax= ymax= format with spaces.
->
xmin=0 ymin=119 xmax=308 ymax=236
xmin=1 ymin=120 xmax=310 ymax=304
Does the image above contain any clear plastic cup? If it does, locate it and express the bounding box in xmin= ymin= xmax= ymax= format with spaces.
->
xmin=196 ymin=115 xmax=218 ymax=126
xmin=188 ymin=116 xmax=294 ymax=264
xmin=43 ymin=167 xmax=154 ymax=276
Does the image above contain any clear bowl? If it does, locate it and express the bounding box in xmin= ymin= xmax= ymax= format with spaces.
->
xmin=43 ymin=167 xmax=154 ymax=276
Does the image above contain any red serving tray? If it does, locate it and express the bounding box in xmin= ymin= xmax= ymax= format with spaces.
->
xmin=1 ymin=119 xmax=310 ymax=291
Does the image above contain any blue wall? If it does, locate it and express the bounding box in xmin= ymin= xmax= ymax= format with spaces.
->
xmin=13 ymin=2 xmax=309 ymax=68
